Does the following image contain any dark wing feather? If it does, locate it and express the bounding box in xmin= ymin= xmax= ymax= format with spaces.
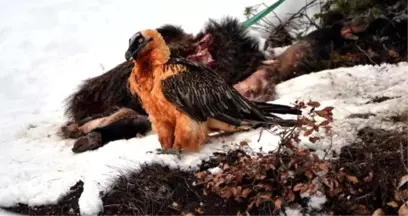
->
xmin=161 ymin=58 xmax=268 ymax=126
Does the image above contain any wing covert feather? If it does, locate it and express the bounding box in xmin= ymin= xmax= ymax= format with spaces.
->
xmin=161 ymin=58 xmax=265 ymax=125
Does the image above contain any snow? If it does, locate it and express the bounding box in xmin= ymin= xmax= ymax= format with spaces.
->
xmin=308 ymin=191 xmax=327 ymax=210
xmin=274 ymin=62 xmax=408 ymax=157
xmin=1 ymin=0 xmax=407 ymax=215
xmin=0 ymin=209 xmax=23 ymax=216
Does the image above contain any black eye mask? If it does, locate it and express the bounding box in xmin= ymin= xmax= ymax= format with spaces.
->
xmin=125 ymin=32 xmax=153 ymax=61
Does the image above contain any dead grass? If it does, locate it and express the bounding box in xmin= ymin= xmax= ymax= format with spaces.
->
xmin=325 ymin=126 xmax=408 ymax=215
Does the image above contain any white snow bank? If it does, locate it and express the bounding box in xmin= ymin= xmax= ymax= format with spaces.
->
xmin=274 ymin=62 xmax=408 ymax=157
xmin=0 ymin=120 xmax=289 ymax=215
xmin=0 ymin=209 xmax=23 ymax=216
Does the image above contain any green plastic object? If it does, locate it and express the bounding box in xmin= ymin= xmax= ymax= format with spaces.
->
xmin=241 ymin=0 xmax=285 ymax=29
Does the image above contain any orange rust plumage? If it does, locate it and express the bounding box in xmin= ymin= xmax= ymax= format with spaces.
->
xmin=127 ymin=30 xmax=206 ymax=152
xmin=127 ymin=29 xmax=300 ymax=152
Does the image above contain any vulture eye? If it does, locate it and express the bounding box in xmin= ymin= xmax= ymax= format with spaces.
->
xmin=129 ymin=32 xmax=143 ymax=45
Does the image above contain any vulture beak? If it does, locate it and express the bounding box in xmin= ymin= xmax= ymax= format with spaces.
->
xmin=125 ymin=31 xmax=153 ymax=61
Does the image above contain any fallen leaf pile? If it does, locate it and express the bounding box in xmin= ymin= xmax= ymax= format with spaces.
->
xmin=193 ymin=101 xmax=408 ymax=215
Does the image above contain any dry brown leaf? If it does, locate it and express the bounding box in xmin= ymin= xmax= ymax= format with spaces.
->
xmin=254 ymin=194 xmax=272 ymax=207
xmin=319 ymin=120 xmax=331 ymax=126
xmin=389 ymin=49 xmax=400 ymax=58
xmin=231 ymin=187 xmax=238 ymax=196
xmin=274 ymin=198 xmax=282 ymax=210
xmin=355 ymin=204 xmax=370 ymax=215
xmin=333 ymin=179 xmax=339 ymax=188
xmin=315 ymin=110 xmax=329 ymax=118
xmin=195 ymin=171 xmax=207 ymax=179
xmin=307 ymin=101 xmax=321 ymax=108
xmin=220 ymin=187 xmax=233 ymax=199
xmin=398 ymin=175 xmax=408 ymax=190
xmin=304 ymin=128 xmax=314 ymax=136
xmin=239 ymin=141 xmax=248 ymax=146
xmin=305 ymin=170 xmax=314 ymax=179
xmin=318 ymin=162 xmax=330 ymax=172
xmin=242 ymin=188 xmax=252 ymax=198
xmin=347 ymin=175 xmax=359 ymax=184
xmin=302 ymin=118 xmax=315 ymax=126
xmin=247 ymin=200 xmax=256 ymax=211
xmin=387 ymin=201 xmax=399 ymax=208
xmin=195 ymin=208 xmax=205 ymax=215
xmin=287 ymin=190 xmax=295 ymax=202
xmin=309 ymin=136 xmax=320 ymax=143
xmin=293 ymin=135 xmax=301 ymax=143
xmin=323 ymin=106 xmax=334 ymax=112
xmin=398 ymin=202 xmax=408 ymax=216
xmin=215 ymin=178 xmax=225 ymax=187
xmin=324 ymin=126 xmax=332 ymax=135
xmin=322 ymin=178 xmax=332 ymax=190
xmin=327 ymin=187 xmax=343 ymax=197
xmin=256 ymin=174 xmax=266 ymax=180
xmin=338 ymin=169 xmax=346 ymax=178
xmin=372 ymin=208 xmax=385 ymax=216
xmin=260 ymin=194 xmax=272 ymax=200
xmin=293 ymin=183 xmax=306 ymax=191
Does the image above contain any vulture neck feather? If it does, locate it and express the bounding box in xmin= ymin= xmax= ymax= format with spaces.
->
xmin=129 ymin=39 xmax=171 ymax=94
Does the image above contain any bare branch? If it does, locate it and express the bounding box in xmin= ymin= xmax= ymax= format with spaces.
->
xmin=355 ymin=44 xmax=378 ymax=65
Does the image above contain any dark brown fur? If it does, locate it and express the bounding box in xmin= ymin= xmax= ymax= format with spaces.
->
xmin=195 ymin=17 xmax=266 ymax=85
xmin=233 ymin=66 xmax=278 ymax=102
xmin=266 ymin=18 xmax=370 ymax=83
xmin=232 ymin=18 xmax=371 ymax=101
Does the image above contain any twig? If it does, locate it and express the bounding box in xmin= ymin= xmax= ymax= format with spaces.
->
xmin=103 ymin=204 xmax=121 ymax=208
xmin=323 ymin=135 xmax=334 ymax=160
xmin=258 ymin=0 xmax=320 ymax=39
xmin=395 ymin=189 xmax=408 ymax=208
xmin=400 ymin=140 xmax=408 ymax=173
xmin=257 ymin=128 xmax=264 ymax=142
xmin=355 ymin=192 xmax=373 ymax=201
xmin=276 ymin=126 xmax=298 ymax=170
xmin=355 ymin=44 xmax=378 ymax=65
xmin=304 ymin=13 xmax=320 ymax=29
xmin=184 ymin=178 xmax=202 ymax=200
